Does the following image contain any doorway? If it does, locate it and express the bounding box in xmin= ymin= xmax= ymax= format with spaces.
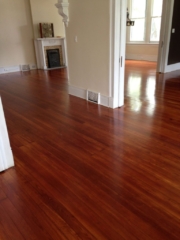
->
xmin=126 ymin=0 xmax=163 ymax=63
xmin=124 ymin=0 xmax=163 ymax=110
xmin=113 ymin=0 xmax=175 ymax=109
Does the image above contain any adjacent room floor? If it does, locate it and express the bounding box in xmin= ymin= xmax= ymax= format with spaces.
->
xmin=0 ymin=61 xmax=180 ymax=239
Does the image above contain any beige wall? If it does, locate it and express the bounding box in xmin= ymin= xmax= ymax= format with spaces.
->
xmin=0 ymin=0 xmax=64 ymax=68
xmin=66 ymin=0 xmax=110 ymax=96
xmin=126 ymin=44 xmax=159 ymax=61
xmin=30 ymin=0 xmax=65 ymax=38
xmin=0 ymin=0 xmax=36 ymax=67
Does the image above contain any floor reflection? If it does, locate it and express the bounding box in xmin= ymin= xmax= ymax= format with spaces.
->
xmin=146 ymin=77 xmax=156 ymax=115
xmin=125 ymin=60 xmax=157 ymax=115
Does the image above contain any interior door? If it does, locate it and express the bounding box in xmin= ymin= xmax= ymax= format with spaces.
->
xmin=0 ymin=97 xmax=14 ymax=172
xmin=157 ymin=0 xmax=178 ymax=73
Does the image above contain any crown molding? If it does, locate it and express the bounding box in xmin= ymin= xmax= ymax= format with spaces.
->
xmin=55 ymin=0 xmax=69 ymax=27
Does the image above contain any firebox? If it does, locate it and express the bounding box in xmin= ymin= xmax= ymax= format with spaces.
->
xmin=47 ymin=49 xmax=60 ymax=68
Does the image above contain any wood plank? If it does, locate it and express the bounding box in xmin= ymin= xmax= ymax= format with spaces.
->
xmin=0 ymin=199 xmax=24 ymax=240
xmin=1 ymin=171 xmax=68 ymax=240
xmin=0 ymin=62 xmax=180 ymax=239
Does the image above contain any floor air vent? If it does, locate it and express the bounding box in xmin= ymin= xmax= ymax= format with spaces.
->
xmin=21 ymin=64 xmax=30 ymax=71
xmin=87 ymin=90 xmax=100 ymax=104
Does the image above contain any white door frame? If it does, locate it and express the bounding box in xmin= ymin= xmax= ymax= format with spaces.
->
xmin=118 ymin=0 xmax=127 ymax=107
xmin=112 ymin=0 xmax=175 ymax=109
xmin=157 ymin=0 xmax=175 ymax=73
xmin=0 ymin=97 xmax=14 ymax=172
xmin=110 ymin=0 xmax=127 ymax=109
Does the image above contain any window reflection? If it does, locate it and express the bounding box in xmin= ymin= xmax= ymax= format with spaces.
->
xmin=146 ymin=77 xmax=155 ymax=102
xmin=128 ymin=76 xmax=142 ymax=112
xmin=128 ymin=76 xmax=141 ymax=97
xmin=126 ymin=75 xmax=157 ymax=114
xmin=146 ymin=76 xmax=156 ymax=115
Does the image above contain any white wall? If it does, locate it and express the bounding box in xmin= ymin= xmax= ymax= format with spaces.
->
xmin=0 ymin=0 xmax=36 ymax=68
xmin=126 ymin=44 xmax=159 ymax=62
xmin=30 ymin=0 xmax=65 ymax=38
xmin=66 ymin=0 xmax=110 ymax=97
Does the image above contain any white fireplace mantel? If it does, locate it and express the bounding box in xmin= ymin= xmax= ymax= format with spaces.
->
xmin=34 ymin=37 xmax=67 ymax=70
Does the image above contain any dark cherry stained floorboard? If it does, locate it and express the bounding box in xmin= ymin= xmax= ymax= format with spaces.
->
xmin=0 ymin=61 xmax=180 ymax=239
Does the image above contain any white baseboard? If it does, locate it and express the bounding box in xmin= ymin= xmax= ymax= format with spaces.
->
xmin=68 ymin=85 xmax=113 ymax=108
xmin=68 ymin=85 xmax=86 ymax=99
xmin=126 ymin=54 xmax=157 ymax=62
xmin=163 ymin=63 xmax=180 ymax=73
xmin=109 ymin=97 xmax=115 ymax=108
xmin=0 ymin=64 xmax=37 ymax=75
xmin=0 ymin=65 xmax=20 ymax=74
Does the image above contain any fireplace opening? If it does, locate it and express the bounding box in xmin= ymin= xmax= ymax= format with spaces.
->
xmin=47 ymin=49 xmax=60 ymax=68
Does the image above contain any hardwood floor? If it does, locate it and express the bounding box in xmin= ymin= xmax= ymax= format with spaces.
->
xmin=0 ymin=60 xmax=180 ymax=239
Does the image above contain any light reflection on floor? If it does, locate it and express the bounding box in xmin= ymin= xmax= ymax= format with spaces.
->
xmin=146 ymin=77 xmax=156 ymax=116
xmin=127 ymin=75 xmax=142 ymax=112
xmin=125 ymin=61 xmax=157 ymax=116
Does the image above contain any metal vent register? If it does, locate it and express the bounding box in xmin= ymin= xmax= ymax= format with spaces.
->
xmin=87 ymin=90 xmax=100 ymax=104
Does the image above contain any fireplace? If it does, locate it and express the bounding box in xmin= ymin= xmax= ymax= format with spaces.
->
xmin=44 ymin=45 xmax=64 ymax=68
xmin=47 ymin=49 xmax=60 ymax=68
xmin=34 ymin=38 xmax=67 ymax=70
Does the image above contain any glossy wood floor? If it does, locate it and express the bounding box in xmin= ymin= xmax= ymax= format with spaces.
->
xmin=0 ymin=60 xmax=180 ymax=239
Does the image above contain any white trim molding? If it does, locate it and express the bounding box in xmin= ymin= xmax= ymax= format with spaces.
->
xmin=126 ymin=54 xmax=157 ymax=62
xmin=0 ymin=64 xmax=37 ymax=75
xmin=0 ymin=65 xmax=20 ymax=74
xmin=55 ymin=0 xmax=69 ymax=27
xmin=157 ymin=0 xmax=175 ymax=73
xmin=109 ymin=0 xmax=127 ymax=109
xmin=68 ymin=85 xmax=113 ymax=108
xmin=0 ymin=97 xmax=14 ymax=172
xmin=109 ymin=0 xmax=120 ymax=109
